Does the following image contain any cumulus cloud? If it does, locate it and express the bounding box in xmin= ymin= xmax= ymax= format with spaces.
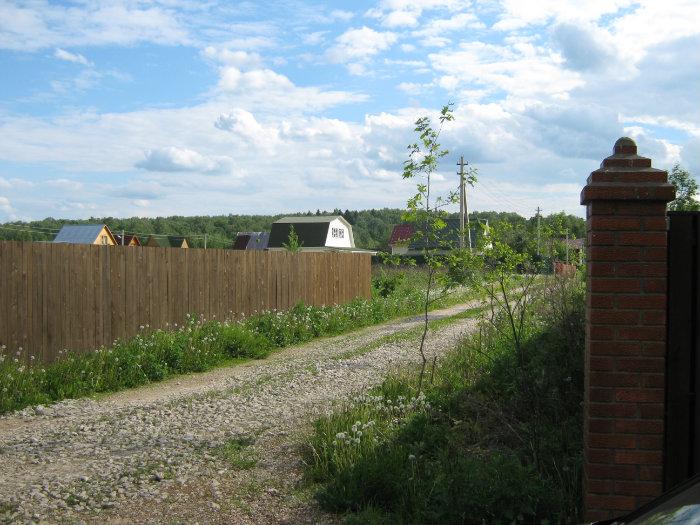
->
xmin=215 ymin=109 xmax=280 ymax=148
xmin=217 ymin=66 xmax=293 ymax=91
xmin=326 ymin=27 xmax=397 ymax=63
xmin=551 ymin=23 xmax=614 ymax=72
xmin=429 ymin=41 xmax=584 ymax=102
xmin=54 ymin=48 xmax=92 ymax=66
xmin=135 ymin=147 xmax=233 ymax=174
xmin=211 ymin=65 xmax=366 ymax=110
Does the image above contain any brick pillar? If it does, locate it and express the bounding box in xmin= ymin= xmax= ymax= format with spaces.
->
xmin=580 ymin=137 xmax=675 ymax=520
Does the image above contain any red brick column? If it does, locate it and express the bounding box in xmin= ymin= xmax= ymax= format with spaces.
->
xmin=580 ymin=137 xmax=675 ymax=520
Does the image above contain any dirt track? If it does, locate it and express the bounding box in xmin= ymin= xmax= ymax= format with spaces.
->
xmin=0 ymin=301 xmax=480 ymax=524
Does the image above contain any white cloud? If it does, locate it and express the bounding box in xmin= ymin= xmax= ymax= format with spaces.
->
xmin=326 ymin=27 xmax=397 ymax=63
xmin=383 ymin=10 xmax=420 ymax=27
xmin=135 ymin=147 xmax=234 ymax=174
xmin=215 ymin=109 xmax=280 ymax=148
xmin=217 ymin=67 xmax=294 ymax=91
xmin=397 ymin=81 xmax=430 ymax=95
xmin=330 ymin=10 xmax=354 ymax=21
xmin=493 ymin=0 xmax=634 ymax=31
xmin=429 ymin=41 xmax=584 ymax=102
xmin=54 ymin=48 xmax=92 ymax=66
xmin=412 ymin=12 xmax=485 ymax=44
xmin=303 ymin=31 xmax=328 ymax=46
xmin=0 ymin=196 xmax=15 ymax=218
xmin=202 ymin=47 xmax=262 ymax=69
xmin=46 ymin=178 xmax=83 ymax=191
xmin=0 ymin=2 xmax=190 ymax=51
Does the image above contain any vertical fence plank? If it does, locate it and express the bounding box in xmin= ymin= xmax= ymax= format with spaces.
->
xmin=0 ymin=242 xmax=7 ymax=355
xmin=0 ymin=242 xmax=371 ymax=362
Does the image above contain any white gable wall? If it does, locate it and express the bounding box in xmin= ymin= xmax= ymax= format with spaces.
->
xmin=324 ymin=218 xmax=353 ymax=248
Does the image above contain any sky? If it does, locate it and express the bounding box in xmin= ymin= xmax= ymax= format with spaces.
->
xmin=0 ymin=0 xmax=698 ymax=222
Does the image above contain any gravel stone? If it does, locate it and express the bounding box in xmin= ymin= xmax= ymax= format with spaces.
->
xmin=0 ymin=301 xmax=480 ymax=524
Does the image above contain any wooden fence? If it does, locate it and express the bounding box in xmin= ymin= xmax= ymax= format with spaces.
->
xmin=0 ymin=241 xmax=372 ymax=363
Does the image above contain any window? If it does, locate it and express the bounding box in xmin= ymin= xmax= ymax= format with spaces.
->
xmin=101 ymin=235 xmax=108 ymax=245
xmin=332 ymin=228 xmax=345 ymax=239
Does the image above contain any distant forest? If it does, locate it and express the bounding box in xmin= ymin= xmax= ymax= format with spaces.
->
xmin=0 ymin=208 xmax=585 ymax=253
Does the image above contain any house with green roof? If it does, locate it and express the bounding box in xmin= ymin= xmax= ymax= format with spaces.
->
xmin=267 ymin=215 xmax=372 ymax=252
xmin=144 ymin=235 xmax=189 ymax=248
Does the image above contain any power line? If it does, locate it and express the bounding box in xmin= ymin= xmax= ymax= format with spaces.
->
xmin=472 ymin=184 xmax=534 ymax=215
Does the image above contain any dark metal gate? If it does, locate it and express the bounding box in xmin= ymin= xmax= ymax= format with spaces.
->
xmin=666 ymin=211 xmax=700 ymax=489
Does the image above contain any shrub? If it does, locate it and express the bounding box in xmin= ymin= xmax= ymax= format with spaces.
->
xmin=304 ymin=274 xmax=585 ymax=524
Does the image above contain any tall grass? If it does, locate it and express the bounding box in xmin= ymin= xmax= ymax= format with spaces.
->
xmin=304 ymin=274 xmax=585 ymax=524
xmin=0 ymin=266 xmax=470 ymax=415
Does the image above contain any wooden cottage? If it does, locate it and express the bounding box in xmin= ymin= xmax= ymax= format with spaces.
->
xmin=232 ymin=232 xmax=269 ymax=250
xmin=145 ymin=235 xmax=189 ymax=248
xmin=267 ymin=216 xmax=358 ymax=252
xmin=114 ymin=234 xmax=141 ymax=246
xmin=388 ymin=219 xmax=484 ymax=255
xmin=53 ymin=224 xmax=117 ymax=246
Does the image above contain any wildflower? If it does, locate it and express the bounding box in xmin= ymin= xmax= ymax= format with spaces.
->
xmin=408 ymin=454 xmax=416 ymax=461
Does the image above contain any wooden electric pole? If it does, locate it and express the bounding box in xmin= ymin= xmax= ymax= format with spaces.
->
xmin=457 ymin=156 xmax=472 ymax=251
xmin=535 ymin=206 xmax=542 ymax=256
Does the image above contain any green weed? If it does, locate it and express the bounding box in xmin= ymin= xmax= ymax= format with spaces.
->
xmin=219 ymin=437 xmax=258 ymax=470
xmin=0 ymin=266 xmax=480 ymax=415
xmin=304 ymin=275 xmax=585 ymax=524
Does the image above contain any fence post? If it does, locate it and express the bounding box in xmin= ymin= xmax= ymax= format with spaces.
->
xmin=580 ymin=137 xmax=675 ymax=520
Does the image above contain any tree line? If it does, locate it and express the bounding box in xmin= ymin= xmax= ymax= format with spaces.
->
xmin=0 ymin=208 xmax=585 ymax=253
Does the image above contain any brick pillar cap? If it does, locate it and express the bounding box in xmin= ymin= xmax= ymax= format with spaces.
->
xmin=614 ymin=137 xmax=637 ymax=155
xmin=581 ymin=137 xmax=675 ymax=205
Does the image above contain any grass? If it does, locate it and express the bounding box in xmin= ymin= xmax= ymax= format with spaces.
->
xmin=219 ymin=437 xmax=258 ymax=470
xmin=303 ymin=274 xmax=585 ymax=524
xmin=0 ymin=265 xmax=482 ymax=415
xmin=332 ymin=306 xmax=485 ymax=362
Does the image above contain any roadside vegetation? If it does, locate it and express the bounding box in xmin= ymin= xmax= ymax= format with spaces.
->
xmin=303 ymin=273 xmax=585 ymax=524
xmin=0 ymin=265 xmax=476 ymax=415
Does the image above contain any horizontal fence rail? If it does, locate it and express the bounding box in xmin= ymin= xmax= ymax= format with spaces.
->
xmin=0 ymin=241 xmax=372 ymax=363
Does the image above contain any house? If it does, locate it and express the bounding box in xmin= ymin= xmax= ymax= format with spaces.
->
xmin=145 ymin=235 xmax=190 ymax=248
xmin=232 ymin=232 xmax=269 ymax=250
xmin=388 ymin=219 xmax=482 ymax=255
xmin=113 ymin=234 xmax=141 ymax=246
xmin=267 ymin=215 xmax=360 ymax=252
xmin=387 ymin=224 xmax=414 ymax=255
xmin=562 ymin=237 xmax=584 ymax=265
xmin=53 ymin=224 xmax=117 ymax=246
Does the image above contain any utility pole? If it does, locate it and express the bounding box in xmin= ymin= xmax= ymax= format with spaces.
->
xmin=565 ymin=229 xmax=569 ymax=264
xmin=457 ymin=156 xmax=472 ymax=251
xmin=535 ymin=206 xmax=542 ymax=256
xmin=204 ymin=234 xmax=208 ymax=250
xmin=121 ymin=230 xmax=125 ymax=246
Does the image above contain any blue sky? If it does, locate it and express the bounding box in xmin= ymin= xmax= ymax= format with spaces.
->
xmin=0 ymin=0 xmax=698 ymax=221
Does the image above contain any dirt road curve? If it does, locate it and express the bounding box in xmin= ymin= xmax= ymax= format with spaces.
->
xmin=0 ymin=301 xmax=480 ymax=525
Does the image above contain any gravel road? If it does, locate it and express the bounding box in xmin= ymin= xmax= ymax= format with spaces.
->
xmin=0 ymin=301 xmax=480 ymax=525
